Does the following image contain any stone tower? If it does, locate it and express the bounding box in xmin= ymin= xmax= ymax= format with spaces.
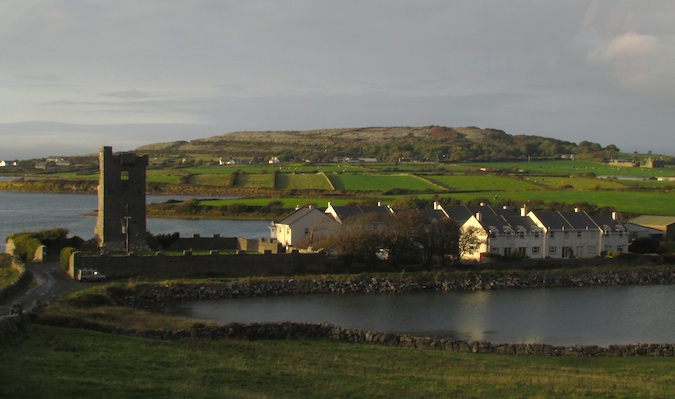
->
xmin=94 ymin=146 xmax=149 ymax=252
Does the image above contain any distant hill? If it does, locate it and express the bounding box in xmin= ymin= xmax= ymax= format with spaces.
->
xmin=136 ymin=126 xmax=620 ymax=163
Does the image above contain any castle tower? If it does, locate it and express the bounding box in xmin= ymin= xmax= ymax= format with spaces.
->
xmin=94 ymin=146 xmax=149 ymax=252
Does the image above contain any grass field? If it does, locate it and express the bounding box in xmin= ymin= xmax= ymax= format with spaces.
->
xmin=328 ymin=173 xmax=441 ymax=192
xmin=0 ymin=324 xmax=672 ymax=399
xmin=526 ymin=176 xmax=628 ymax=190
xmin=427 ymin=175 xmax=542 ymax=191
xmin=275 ymin=173 xmax=333 ymax=190
xmin=428 ymin=190 xmax=675 ymax=216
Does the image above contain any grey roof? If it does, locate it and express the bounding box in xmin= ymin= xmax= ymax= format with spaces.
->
xmin=629 ymin=215 xmax=675 ymax=228
xmin=329 ymin=205 xmax=393 ymax=223
xmin=276 ymin=207 xmax=327 ymax=226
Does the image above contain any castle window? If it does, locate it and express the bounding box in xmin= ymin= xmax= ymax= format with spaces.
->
xmin=121 ymin=171 xmax=129 ymax=181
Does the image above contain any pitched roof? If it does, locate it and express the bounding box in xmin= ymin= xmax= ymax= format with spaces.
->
xmin=327 ymin=205 xmax=393 ymax=224
xmin=629 ymin=215 xmax=675 ymax=228
xmin=276 ymin=207 xmax=328 ymax=226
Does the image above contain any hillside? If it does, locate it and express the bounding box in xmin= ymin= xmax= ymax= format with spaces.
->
xmin=135 ymin=126 xmax=620 ymax=163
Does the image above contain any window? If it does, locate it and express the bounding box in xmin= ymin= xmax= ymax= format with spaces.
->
xmin=577 ymin=231 xmax=582 ymax=238
xmin=121 ymin=171 xmax=129 ymax=181
xmin=550 ymin=232 xmax=555 ymax=238
xmin=590 ymin=231 xmax=596 ymax=239
xmin=518 ymin=247 xmax=527 ymax=254
xmin=617 ymin=245 xmax=624 ymax=252
xmin=304 ymin=228 xmax=310 ymax=235
xmin=532 ymin=247 xmax=540 ymax=255
xmin=549 ymin=246 xmax=557 ymax=254
xmin=564 ymin=231 xmax=569 ymax=239
xmin=503 ymin=248 xmax=512 ymax=256
xmin=562 ymin=247 xmax=573 ymax=258
xmin=533 ymin=232 xmax=539 ymax=239
xmin=588 ymin=245 xmax=596 ymax=255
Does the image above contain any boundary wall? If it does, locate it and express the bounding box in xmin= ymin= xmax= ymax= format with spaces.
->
xmin=69 ymin=251 xmax=327 ymax=279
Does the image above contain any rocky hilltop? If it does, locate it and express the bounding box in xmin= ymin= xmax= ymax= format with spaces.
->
xmin=135 ymin=125 xmax=617 ymax=163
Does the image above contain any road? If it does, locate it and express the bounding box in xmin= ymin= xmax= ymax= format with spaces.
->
xmin=0 ymin=262 xmax=92 ymax=316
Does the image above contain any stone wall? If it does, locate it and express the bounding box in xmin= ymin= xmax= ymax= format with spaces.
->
xmin=69 ymin=251 xmax=328 ymax=279
xmin=167 ymin=235 xmax=239 ymax=251
xmin=37 ymin=320 xmax=672 ymax=357
xmin=112 ymin=267 xmax=675 ymax=308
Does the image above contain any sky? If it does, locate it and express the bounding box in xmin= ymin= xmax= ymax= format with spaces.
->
xmin=1 ymin=0 xmax=674 ymax=160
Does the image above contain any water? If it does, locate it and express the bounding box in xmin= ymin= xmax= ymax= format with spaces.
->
xmin=169 ymin=285 xmax=675 ymax=346
xmin=0 ymin=191 xmax=271 ymax=249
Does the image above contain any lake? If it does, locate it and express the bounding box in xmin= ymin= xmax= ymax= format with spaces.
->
xmin=0 ymin=191 xmax=271 ymax=250
xmin=168 ymin=284 xmax=675 ymax=347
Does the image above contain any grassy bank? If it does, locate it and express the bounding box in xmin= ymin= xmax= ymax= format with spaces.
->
xmin=1 ymin=324 xmax=672 ymax=399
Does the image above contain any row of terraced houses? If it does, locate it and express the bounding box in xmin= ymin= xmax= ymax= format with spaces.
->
xmin=272 ymin=202 xmax=630 ymax=261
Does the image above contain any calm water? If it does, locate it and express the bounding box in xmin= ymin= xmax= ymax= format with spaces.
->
xmin=169 ymin=285 xmax=675 ymax=346
xmin=0 ymin=191 xmax=271 ymax=250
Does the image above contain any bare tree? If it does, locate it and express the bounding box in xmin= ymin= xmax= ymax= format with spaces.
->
xmin=314 ymin=213 xmax=381 ymax=266
xmin=382 ymin=210 xmax=427 ymax=265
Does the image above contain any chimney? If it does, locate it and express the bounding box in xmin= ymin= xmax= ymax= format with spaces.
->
xmin=433 ymin=201 xmax=440 ymax=210
xmin=612 ymin=211 xmax=617 ymax=220
xmin=476 ymin=212 xmax=482 ymax=221
xmin=520 ymin=205 xmax=527 ymax=217
xmin=377 ymin=201 xmax=382 ymax=207
xmin=295 ymin=205 xmax=300 ymax=210
xmin=574 ymin=207 xmax=580 ymax=213
xmin=308 ymin=204 xmax=314 ymax=209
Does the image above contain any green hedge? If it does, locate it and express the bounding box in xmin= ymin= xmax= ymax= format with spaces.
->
xmin=60 ymin=247 xmax=76 ymax=273
xmin=7 ymin=228 xmax=70 ymax=261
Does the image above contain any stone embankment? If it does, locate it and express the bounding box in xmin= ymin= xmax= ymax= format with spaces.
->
xmin=117 ymin=267 xmax=675 ymax=308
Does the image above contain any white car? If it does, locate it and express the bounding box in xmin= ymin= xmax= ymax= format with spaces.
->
xmin=78 ymin=268 xmax=106 ymax=282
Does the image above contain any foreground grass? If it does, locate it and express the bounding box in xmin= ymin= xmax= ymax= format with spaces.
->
xmin=1 ymin=324 xmax=672 ymax=399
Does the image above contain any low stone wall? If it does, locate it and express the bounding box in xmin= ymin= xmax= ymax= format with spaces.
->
xmin=48 ymin=321 xmax=672 ymax=357
xmin=69 ymin=251 xmax=328 ymax=279
xmin=166 ymin=235 xmax=239 ymax=251
xmin=114 ymin=267 xmax=675 ymax=307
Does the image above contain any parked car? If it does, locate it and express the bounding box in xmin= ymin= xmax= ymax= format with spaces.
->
xmin=77 ymin=268 xmax=106 ymax=282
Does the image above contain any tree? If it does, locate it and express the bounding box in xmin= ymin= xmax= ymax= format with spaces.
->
xmin=430 ymin=218 xmax=460 ymax=265
xmin=458 ymin=226 xmax=482 ymax=260
xmin=381 ymin=210 xmax=426 ymax=265
xmin=314 ymin=213 xmax=381 ymax=267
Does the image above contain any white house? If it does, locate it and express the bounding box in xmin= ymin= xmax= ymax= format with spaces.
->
xmin=273 ymin=206 xmax=338 ymax=247
xmin=434 ymin=202 xmax=628 ymax=260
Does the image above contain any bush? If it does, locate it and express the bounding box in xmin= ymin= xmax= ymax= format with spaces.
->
xmin=60 ymin=247 xmax=76 ymax=273
xmin=10 ymin=234 xmax=42 ymax=261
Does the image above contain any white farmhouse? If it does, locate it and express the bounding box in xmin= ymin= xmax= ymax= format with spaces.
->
xmin=273 ymin=206 xmax=338 ymax=248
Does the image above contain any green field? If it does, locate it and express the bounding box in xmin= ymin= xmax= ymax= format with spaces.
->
xmin=1 ymin=324 xmax=672 ymax=399
xmin=328 ymin=173 xmax=441 ymax=192
xmin=276 ymin=173 xmax=333 ymax=190
xmin=10 ymin=159 xmax=675 ymax=217
xmin=427 ymin=175 xmax=542 ymax=191
xmin=429 ymin=190 xmax=675 ymax=216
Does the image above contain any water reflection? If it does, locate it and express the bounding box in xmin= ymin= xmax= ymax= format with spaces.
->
xmin=169 ymin=285 xmax=675 ymax=346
